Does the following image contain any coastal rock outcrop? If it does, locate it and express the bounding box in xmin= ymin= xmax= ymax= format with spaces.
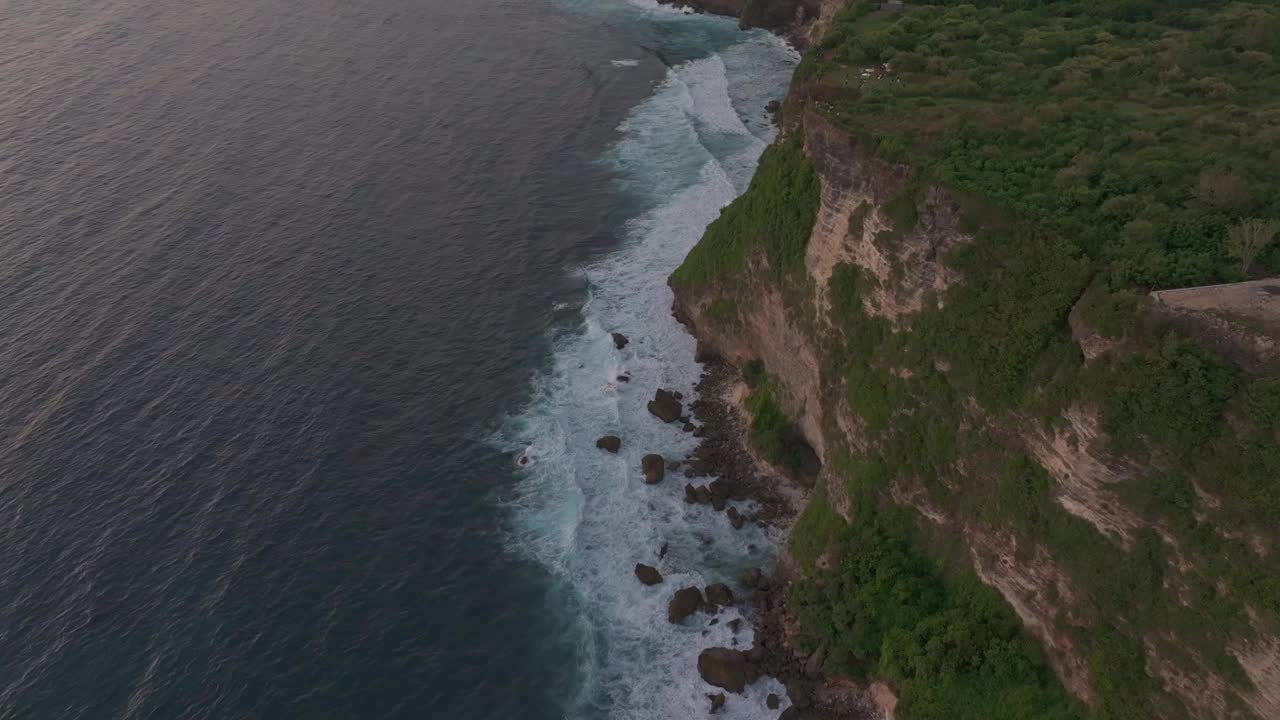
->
xmin=634 ymin=563 xmax=663 ymax=585
xmin=647 ymin=389 xmax=683 ymax=423
xmin=595 ymin=435 xmax=621 ymax=453
xmin=611 ymin=332 xmax=629 ymax=350
xmin=697 ymin=647 xmax=748 ymax=694
xmin=705 ymin=582 xmax=733 ymax=608
xmin=668 ymin=586 xmax=705 ymax=623
xmin=641 ymin=454 xmax=665 ymax=484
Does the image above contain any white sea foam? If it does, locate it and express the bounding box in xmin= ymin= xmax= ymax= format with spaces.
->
xmin=611 ymin=59 xmax=641 ymax=67
xmin=499 ymin=18 xmax=796 ymax=720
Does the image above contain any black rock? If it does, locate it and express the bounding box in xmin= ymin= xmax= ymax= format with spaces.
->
xmin=766 ymin=100 xmax=781 ymax=113
xmin=711 ymin=495 xmax=726 ymax=512
xmin=611 ymin=332 xmax=629 ymax=350
xmin=684 ymin=484 xmax=699 ymax=504
xmin=705 ymin=583 xmax=733 ymax=607
xmin=727 ymin=618 xmax=741 ymax=633
xmin=695 ymin=486 xmax=713 ymax=505
xmin=659 ymin=542 xmax=669 ymax=559
xmin=641 ymin=454 xmax=665 ymax=484
xmin=786 ymin=681 xmax=811 ymax=709
xmin=634 ymin=563 xmax=663 ymax=585
xmin=708 ymin=693 xmax=725 ymax=713
xmin=647 ymin=389 xmax=683 ymax=423
xmin=668 ymin=586 xmax=705 ymax=623
xmin=727 ymin=506 xmax=745 ymax=529
xmin=667 ymin=460 xmax=681 ymax=471
xmin=697 ymin=647 xmax=747 ymax=694
xmin=617 ymin=375 xmax=630 ymax=382
xmin=766 ymin=693 xmax=780 ymax=710
xmin=682 ymin=422 xmax=696 ymax=432
xmin=673 ymin=391 xmax=683 ymax=400
xmin=779 ymin=709 xmax=798 ymax=720
xmin=596 ymin=435 xmax=621 ymax=453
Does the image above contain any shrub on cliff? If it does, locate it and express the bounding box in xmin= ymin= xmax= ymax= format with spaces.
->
xmin=671 ymin=136 xmax=819 ymax=286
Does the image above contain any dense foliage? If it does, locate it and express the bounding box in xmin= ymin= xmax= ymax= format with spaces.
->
xmin=743 ymin=360 xmax=814 ymax=472
xmin=670 ymin=137 xmax=819 ymax=285
xmin=789 ymin=464 xmax=1082 ymax=720
xmin=810 ymin=0 xmax=1280 ymax=287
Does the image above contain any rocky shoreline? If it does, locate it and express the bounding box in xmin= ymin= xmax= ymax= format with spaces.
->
xmin=645 ymin=347 xmax=880 ymax=719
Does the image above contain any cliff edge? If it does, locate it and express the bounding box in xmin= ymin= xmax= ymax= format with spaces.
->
xmin=672 ymin=2 xmax=1280 ymax=718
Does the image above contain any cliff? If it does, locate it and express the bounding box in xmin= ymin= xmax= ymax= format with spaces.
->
xmin=672 ymin=2 xmax=1280 ymax=719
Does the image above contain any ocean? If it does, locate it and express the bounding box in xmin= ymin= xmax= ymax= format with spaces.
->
xmin=0 ymin=1 xmax=795 ymax=718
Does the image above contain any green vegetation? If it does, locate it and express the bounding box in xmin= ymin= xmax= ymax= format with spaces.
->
xmin=810 ymin=0 xmax=1280 ymax=288
xmin=789 ymin=462 xmax=1082 ymax=720
xmin=743 ymin=361 xmax=812 ymax=473
xmin=671 ymin=137 xmax=819 ymax=286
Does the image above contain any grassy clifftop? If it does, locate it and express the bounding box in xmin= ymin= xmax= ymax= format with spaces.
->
xmin=671 ymin=2 xmax=1280 ymax=718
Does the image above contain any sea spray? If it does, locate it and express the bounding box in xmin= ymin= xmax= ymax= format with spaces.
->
xmin=499 ymin=8 xmax=796 ymax=719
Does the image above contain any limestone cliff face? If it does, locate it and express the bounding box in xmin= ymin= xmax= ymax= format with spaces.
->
xmin=672 ymin=91 xmax=1280 ymax=720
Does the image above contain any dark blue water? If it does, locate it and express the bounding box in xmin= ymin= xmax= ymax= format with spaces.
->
xmin=0 ymin=1 xmax=792 ymax=717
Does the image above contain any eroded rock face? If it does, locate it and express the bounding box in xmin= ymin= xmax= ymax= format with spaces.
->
xmin=705 ymin=583 xmax=734 ymax=608
xmin=668 ymin=586 xmax=705 ymax=624
xmin=635 ymin=563 xmax=663 ymax=586
xmin=648 ymin=389 xmax=683 ymax=423
xmin=698 ymin=647 xmax=748 ymax=694
xmin=641 ymin=454 xmax=666 ymax=484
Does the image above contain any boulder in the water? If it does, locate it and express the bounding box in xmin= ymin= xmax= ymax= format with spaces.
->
xmin=617 ymin=375 xmax=630 ymax=383
xmin=766 ymin=693 xmax=780 ymax=709
xmin=596 ymin=435 xmax=621 ymax=453
xmin=611 ymin=332 xmax=629 ymax=350
xmin=682 ymin=422 xmax=695 ymax=432
xmin=647 ymin=389 xmax=683 ymax=423
xmin=727 ymin=506 xmax=744 ymax=529
xmin=705 ymin=583 xmax=733 ymax=608
xmin=697 ymin=647 xmax=747 ymax=694
xmin=766 ymin=99 xmax=781 ymax=113
xmin=711 ymin=495 xmax=726 ymax=512
xmin=708 ymin=693 xmax=725 ymax=713
xmin=641 ymin=454 xmax=665 ymax=484
xmin=667 ymin=586 xmax=705 ymax=623
xmin=634 ymin=563 xmax=663 ymax=585
xmin=684 ymin=484 xmax=699 ymax=504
